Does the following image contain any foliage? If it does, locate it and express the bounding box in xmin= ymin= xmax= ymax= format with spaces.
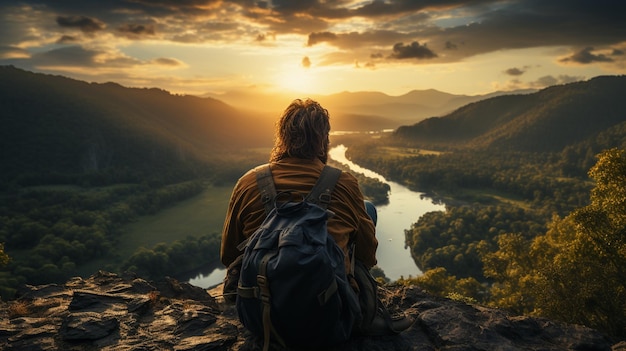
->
xmin=405 ymin=205 xmax=546 ymax=280
xmin=121 ymin=234 xmax=221 ymax=281
xmin=328 ymin=160 xmax=390 ymax=205
xmin=483 ymin=149 xmax=626 ymax=337
xmin=0 ymin=243 xmax=8 ymax=267
xmin=398 ymin=267 xmax=484 ymax=303
xmin=0 ymin=180 xmax=211 ymax=300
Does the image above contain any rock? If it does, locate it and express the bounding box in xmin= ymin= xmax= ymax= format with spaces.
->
xmin=0 ymin=271 xmax=621 ymax=350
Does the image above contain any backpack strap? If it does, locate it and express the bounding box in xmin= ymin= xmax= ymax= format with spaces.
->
xmin=306 ymin=165 xmax=342 ymax=210
xmin=256 ymin=164 xmax=342 ymax=213
xmin=255 ymin=164 xmax=277 ymax=215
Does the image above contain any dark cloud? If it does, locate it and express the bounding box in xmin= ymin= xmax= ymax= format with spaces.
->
xmin=505 ymin=68 xmax=525 ymax=76
xmin=530 ymin=74 xmax=584 ymax=88
xmin=31 ymin=46 xmax=100 ymax=66
xmin=152 ymin=57 xmax=182 ymax=66
xmin=307 ymin=31 xmax=337 ymax=46
xmin=389 ymin=42 xmax=437 ymax=59
xmin=560 ymin=47 xmax=614 ymax=64
xmin=56 ymin=35 xmax=79 ymax=44
xmin=349 ymin=0 xmax=493 ymax=18
xmin=445 ymin=41 xmax=458 ymax=50
xmin=0 ymin=45 xmax=29 ymax=59
xmin=117 ymin=24 xmax=156 ymax=38
xmin=56 ymin=15 xmax=105 ymax=33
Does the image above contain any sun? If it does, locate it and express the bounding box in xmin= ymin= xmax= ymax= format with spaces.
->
xmin=274 ymin=64 xmax=319 ymax=94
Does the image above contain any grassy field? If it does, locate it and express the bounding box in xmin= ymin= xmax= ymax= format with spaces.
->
xmin=377 ymin=146 xmax=442 ymax=157
xmin=76 ymin=184 xmax=234 ymax=276
xmin=116 ymin=184 xmax=234 ymax=259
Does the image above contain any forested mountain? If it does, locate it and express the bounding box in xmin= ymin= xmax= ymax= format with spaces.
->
xmin=393 ymin=75 xmax=626 ymax=152
xmin=0 ymin=66 xmax=273 ymax=185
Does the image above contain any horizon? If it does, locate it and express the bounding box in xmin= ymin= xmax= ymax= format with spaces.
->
xmin=1 ymin=1 xmax=625 ymax=98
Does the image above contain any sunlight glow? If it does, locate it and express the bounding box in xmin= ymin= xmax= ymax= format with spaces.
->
xmin=274 ymin=64 xmax=319 ymax=94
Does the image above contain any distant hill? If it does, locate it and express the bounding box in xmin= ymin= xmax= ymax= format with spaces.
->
xmin=0 ymin=66 xmax=273 ymax=183
xmin=393 ymin=76 xmax=626 ymax=152
xmin=205 ymin=88 xmax=536 ymax=131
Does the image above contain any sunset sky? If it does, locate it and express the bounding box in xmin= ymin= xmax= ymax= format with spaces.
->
xmin=1 ymin=0 xmax=625 ymax=97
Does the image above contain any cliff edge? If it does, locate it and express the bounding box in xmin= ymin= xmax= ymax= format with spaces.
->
xmin=0 ymin=271 xmax=622 ymax=350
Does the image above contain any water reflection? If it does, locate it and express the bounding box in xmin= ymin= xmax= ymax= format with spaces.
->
xmin=328 ymin=145 xmax=445 ymax=281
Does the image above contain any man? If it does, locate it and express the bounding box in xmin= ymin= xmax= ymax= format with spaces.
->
xmin=220 ymin=98 xmax=378 ymax=276
xmin=220 ymin=99 xmax=413 ymax=347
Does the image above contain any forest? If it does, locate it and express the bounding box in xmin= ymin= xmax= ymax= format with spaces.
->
xmin=2 ymin=66 xmax=626 ymax=339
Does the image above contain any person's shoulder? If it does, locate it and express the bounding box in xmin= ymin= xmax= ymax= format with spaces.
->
xmin=333 ymin=166 xmax=359 ymax=188
xmin=234 ymin=164 xmax=268 ymax=189
xmin=241 ymin=163 xmax=269 ymax=178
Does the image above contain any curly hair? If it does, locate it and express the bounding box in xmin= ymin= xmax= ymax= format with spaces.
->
xmin=270 ymin=99 xmax=331 ymax=163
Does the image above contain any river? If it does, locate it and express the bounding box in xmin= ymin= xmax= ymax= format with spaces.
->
xmin=188 ymin=144 xmax=444 ymax=288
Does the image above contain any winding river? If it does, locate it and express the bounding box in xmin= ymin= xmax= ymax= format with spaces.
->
xmin=328 ymin=145 xmax=445 ymax=280
xmin=188 ymin=144 xmax=445 ymax=288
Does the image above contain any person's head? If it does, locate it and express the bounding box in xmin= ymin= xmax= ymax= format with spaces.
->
xmin=270 ymin=98 xmax=331 ymax=163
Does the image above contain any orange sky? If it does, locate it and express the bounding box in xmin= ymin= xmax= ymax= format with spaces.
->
xmin=1 ymin=1 xmax=625 ymax=97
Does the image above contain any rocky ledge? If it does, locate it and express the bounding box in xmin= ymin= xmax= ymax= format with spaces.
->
xmin=0 ymin=271 xmax=623 ymax=351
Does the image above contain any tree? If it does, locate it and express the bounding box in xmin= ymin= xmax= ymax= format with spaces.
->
xmin=0 ymin=243 xmax=8 ymax=267
xmin=547 ymin=148 xmax=626 ymax=336
xmin=484 ymin=148 xmax=626 ymax=337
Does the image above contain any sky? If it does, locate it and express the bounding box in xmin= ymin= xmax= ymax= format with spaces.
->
xmin=1 ymin=0 xmax=626 ymax=97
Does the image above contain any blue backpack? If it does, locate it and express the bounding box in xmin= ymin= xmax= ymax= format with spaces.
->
xmin=236 ymin=165 xmax=362 ymax=350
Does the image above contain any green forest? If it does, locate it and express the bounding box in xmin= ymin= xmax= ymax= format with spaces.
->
xmin=2 ymin=66 xmax=626 ymax=339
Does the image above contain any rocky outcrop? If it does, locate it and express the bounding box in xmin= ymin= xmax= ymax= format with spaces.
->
xmin=0 ymin=271 xmax=622 ymax=350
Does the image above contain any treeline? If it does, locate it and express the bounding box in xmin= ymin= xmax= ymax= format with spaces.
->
xmin=121 ymin=234 xmax=221 ymax=281
xmin=0 ymin=179 xmax=211 ymax=299
xmin=406 ymin=205 xmax=547 ymax=280
xmin=328 ymin=159 xmax=390 ymax=205
xmin=347 ymin=144 xmax=591 ymax=215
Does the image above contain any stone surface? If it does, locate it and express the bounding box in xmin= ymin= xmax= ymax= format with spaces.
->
xmin=0 ymin=271 xmax=622 ymax=350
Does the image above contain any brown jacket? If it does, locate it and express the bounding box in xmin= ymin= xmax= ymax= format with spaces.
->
xmin=220 ymin=157 xmax=378 ymax=271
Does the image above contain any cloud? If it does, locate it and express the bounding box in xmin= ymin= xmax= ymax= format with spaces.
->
xmin=445 ymin=41 xmax=458 ymax=50
xmin=389 ymin=42 xmax=437 ymax=59
xmin=117 ymin=24 xmax=156 ymax=38
xmin=301 ymin=56 xmax=311 ymax=68
xmin=560 ymin=47 xmax=614 ymax=64
xmin=57 ymin=35 xmax=79 ymax=44
xmin=307 ymin=31 xmax=337 ymax=46
xmin=531 ymin=75 xmax=584 ymax=88
xmin=151 ymin=57 xmax=183 ymax=66
xmin=0 ymin=45 xmax=30 ymax=59
xmin=56 ymin=15 xmax=105 ymax=33
xmin=1 ymin=0 xmax=625 ymax=94
xmin=505 ymin=68 xmax=525 ymax=76
xmin=31 ymin=46 xmax=100 ymax=67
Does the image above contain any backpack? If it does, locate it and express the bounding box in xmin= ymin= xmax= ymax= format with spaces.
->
xmin=236 ymin=164 xmax=362 ymax=350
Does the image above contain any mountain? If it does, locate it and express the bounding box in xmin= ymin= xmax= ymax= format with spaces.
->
xmin=0 ymin=66 xmax=273 ymax=183
xmin=393 ymin=76 xmax=626 ymax=152
xmin=206 ymin=88 xmax=536 ymax=131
